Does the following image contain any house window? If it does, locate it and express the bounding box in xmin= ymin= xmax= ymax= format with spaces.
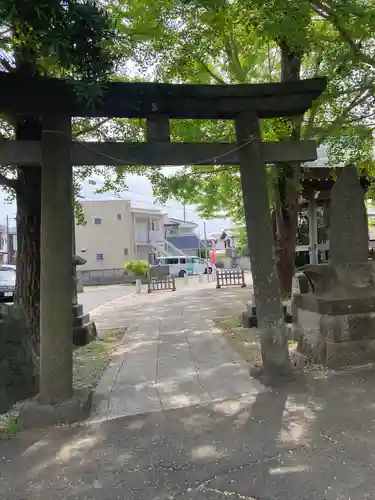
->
xmin=96 ymin=253 xmax=104 ymax=261
xmin=88 ymin=179 xmax=96 ymax=185
xmin=94 ymin=217 xmax=102 ymax=225
xmin=124 ymin=248 xmax=128 ymax=256
xmin=117 ymin=213 xmax=122 ymax=221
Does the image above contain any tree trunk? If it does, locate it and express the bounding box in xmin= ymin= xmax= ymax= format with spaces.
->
xmin=274 ymin=164 xmax=300 ymax=299
xmin=14 ymin=117 xmax=42 ymax=346
xmin=274 ymin=42 xmax=302 ymax=299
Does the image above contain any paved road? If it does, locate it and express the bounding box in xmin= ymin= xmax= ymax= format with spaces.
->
xmin=78 ymin=284 xmax=137 ymax=313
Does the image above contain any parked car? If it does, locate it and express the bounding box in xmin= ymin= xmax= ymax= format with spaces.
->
xmin=153 ymin=256 xmax=214 ymax=277
xmin=1 ymin=264 xmax=16 ymax=272
xmin=0 ymin=266 xmax=15 ymax=302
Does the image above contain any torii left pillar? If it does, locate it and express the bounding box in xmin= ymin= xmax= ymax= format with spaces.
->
xmin=20 ymin=113 xmax=92 ymax=428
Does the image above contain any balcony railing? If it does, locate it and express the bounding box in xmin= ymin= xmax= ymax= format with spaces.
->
xmin=135 ymin=230 xmax=165 ymax=244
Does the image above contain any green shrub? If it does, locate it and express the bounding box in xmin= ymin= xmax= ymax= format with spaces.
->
xmin=198 ymin=248 xmax=209 ymax=259
xmin=124 ymin=259 xmax=149 ymax=276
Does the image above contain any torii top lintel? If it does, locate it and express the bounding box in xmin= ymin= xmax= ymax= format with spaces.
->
xmin=0 ymin=72 xmax=327 ymax=119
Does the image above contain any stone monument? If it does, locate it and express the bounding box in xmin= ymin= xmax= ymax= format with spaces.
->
xmin=72 ymin=255 xmax=97 ymax=346
xmin=293 ymin=166 xmax=375 ymax=368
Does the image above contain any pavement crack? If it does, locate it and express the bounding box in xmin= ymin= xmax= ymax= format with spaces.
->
xmin=102 ymin=325 xmax=138 ymax=418
xmin=154 ymin=318 xmax=165 ymax=411
xmin=199 ymin=485 xmax=259 ymax=499
xmin=184 ymin=333 xmax=215 ymax=401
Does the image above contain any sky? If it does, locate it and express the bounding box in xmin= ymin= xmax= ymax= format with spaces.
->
xmin=0 ymin=172 xmax=229 ymax=237
xmin=80 ymin=172 xmax=229 ymax=238
xmin=0 ymin=147 xmax=330 ymax=235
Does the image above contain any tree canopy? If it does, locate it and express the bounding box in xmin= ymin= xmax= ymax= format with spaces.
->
xmin=107 ymin=0 xmax=375 ymax=224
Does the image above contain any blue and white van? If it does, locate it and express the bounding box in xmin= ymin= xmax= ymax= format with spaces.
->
xmin=153 ymin=256 xmax=213 ymax=277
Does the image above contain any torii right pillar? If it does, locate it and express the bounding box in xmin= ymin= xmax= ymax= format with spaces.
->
xmin=235 ymin=111 xmax=290 ymax=374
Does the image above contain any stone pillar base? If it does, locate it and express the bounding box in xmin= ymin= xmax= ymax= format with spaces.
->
xmin=19 ymin=387 xmax=92 ymax=430
xmin=73 ymin=321 xmax=97 ymax=347
xmin=72 ymin=303 xmax=97 ymax=347
xmin=298 ymin=334 xmax=375 ymax=369
xmin=242 ymin=304 xmax=292 ymax=329
xmin=294 ymin=292 xmax=375 ymax=369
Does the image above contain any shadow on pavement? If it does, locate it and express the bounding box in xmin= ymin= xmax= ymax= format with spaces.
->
xmin=2 ymin=365 xmax=375 ymax=499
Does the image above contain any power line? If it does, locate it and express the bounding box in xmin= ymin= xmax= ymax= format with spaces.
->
xmin=44 ymin=129 xmax=254 ymax=168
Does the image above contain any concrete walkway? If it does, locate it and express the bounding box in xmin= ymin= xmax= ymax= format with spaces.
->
xmin=4 ymin=277 xmax=375 ymax=498
xmin=89 ymin=280 xmax=260 ymax=421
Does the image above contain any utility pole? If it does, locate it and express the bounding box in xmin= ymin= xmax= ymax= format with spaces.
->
xmin=5 ymin=215 xmax=9 ymax=264
xmin=183 ymin=203 xmax=186 ymax=222
xmin=204 ymin=221 xmax=209 ymax=281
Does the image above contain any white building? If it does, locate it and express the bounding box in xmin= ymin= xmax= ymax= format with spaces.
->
xmin=75 ymin=199 xmax=166 ymax=270
xmin=206 ymin=230 xmax=237 ymax=254
xmin=132 ymin=207 xmax=165 ymax=261
xmin=163 ymin=218 xmax=202 ymax=256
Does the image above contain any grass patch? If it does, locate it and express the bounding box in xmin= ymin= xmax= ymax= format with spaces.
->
xmin=0 ymin=415 xmax=21 ymax=438
xmin=73 ymin=327 xmax=126 ymax=389
xmin=214 ymin=316 xmax=263 ymax=366
xmin=0 ymin=328 xmax=125 ymax=438
xmin=213 ymin=316 xmax=297 ymax=368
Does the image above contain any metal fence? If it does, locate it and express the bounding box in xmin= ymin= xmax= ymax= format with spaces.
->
xmin=216 ymin=269 xmax=246 ymax=289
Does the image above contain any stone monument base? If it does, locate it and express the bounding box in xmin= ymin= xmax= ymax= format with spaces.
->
xmin=19 ymin=387 xmax=92 ymax=430
xmin=242 ymin=304 xmax=292 ymax=328
xmin=72 ymin=303 xmax=97 ymax=346
xmin=293 ymin=292 xmax=375 ymax=369
xmin=73 ymin=321 xmax=97 ymax=347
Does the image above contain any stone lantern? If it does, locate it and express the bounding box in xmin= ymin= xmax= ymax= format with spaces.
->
xmin=72 ymin=254 xmax=96 ymax=346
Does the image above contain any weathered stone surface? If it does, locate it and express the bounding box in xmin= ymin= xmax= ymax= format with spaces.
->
xmin=325 ymin=339 xmax=375 ymax=369
xmin=72 ymin=303 xmax=83 ymax=319
xmin=0 ymin=305 xmax=38 ymax=414
xmin=242 ymin=305 xmax=291 ymax=329
xmin=73 ymin=321 xmax=97 ymax=347
xmin=293 ymin=170 xmax=375 ymax=368
xmin=296 ymin=306 xmax=375 ymax=367
xmin=19 ymin=386 xmax=92 ymax=429
xmin=293 ymin=292 xmax=375 ymax=315
xmin=73 ymin=254 xmax=86 ymax=266
xmin=330 ymin=166 xmax=368 ymax=264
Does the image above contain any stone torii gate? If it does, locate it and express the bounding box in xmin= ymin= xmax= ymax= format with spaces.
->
xmin=0 ymin=72 xmax=326 ymax=425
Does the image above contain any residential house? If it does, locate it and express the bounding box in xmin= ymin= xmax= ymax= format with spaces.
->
xmin=164 ymin=217 xmax=202 ymax=256
xmin=205 ymin=230 xmax=237 ymax=256
xmin=0 ymin=223 xmax=16 ymax=264
xmin=132 ymin=207 xmax=165 ymax=261
xmin=75 ymin=200 xmax=165 ymax=270
xmin=75 ymin=200 xmax=136 ymax=270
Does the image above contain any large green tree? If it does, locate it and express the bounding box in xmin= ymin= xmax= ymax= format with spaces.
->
xmin=0 ymin=0 xmax=120 ymax=343
xmin=115 ymin=0 xmax=375 ymax=297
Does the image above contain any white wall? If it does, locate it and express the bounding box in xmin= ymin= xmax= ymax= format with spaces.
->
xmin=75 ymin=199 xmax=136 ymax=270
xmin=134 ymin=212 xmax=165 ymax=244
xmin=217 ymin=256 xmax=251 ymax=270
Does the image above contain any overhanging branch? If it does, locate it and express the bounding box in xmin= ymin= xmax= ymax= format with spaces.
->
xmin=0 ymin=172 xmax=18 ymax=190
xmin=310 ymin=0 xmax=375 ymax=68
xmin=73 ymin=118 xmax=110 ymax=138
